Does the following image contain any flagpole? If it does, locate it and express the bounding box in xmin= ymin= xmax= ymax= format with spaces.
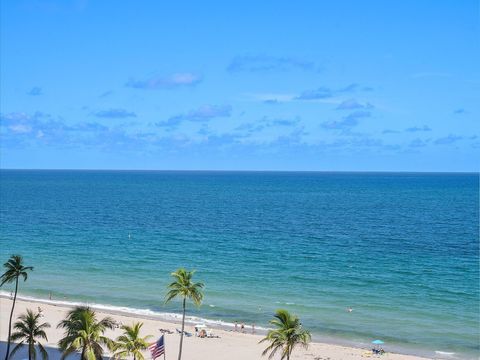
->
xmin=163 ymin=335 xmax=166 ymax=360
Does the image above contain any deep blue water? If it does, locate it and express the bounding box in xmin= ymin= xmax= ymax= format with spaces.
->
xmin=0 ymin=170 xmax=478 ymax=358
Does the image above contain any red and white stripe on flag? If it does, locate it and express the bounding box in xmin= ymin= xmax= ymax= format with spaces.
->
xmin=149 ymin=335 xmax=165 ymax=359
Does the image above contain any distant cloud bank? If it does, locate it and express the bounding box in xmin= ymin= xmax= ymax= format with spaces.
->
xmin=405 ymin=125 xmax=432 ymax=132
xmin=322 ymin=110 xmax=372 ymax=130
xmin=157 ymin=105 xmax=232 ymax=128
xmin=336 ymin=99 xmax=374 ymax=110
xmin=126 ymin=73 xmax=202 ymax=89
xmin=296 ymin=83 xmax=373 ymax=101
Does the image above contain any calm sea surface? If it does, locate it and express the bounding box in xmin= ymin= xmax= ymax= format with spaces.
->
xmin=0 ymin=170 xmax=478 ymax=358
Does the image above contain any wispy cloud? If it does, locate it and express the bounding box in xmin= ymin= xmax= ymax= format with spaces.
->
xmin=235 ymin=117 xmax=300 ymax=135
xmin=409 ymin=138 xmax=429 ymax=148
xmin=321 ymin=111 xmax=371 ymax=130
xmin=244 ymin=93 xmax=296 ymax=103
xmin=453 ymin=108 xmax=467 ymax=115
xmin=126 ymin=73 xmax=202 ymax=89
xmin=295 ymin=87 xmax=332 ymax=100
xmin=263 ymin=99 xmax=280 ymax=105
xmin=27 ymin=87 xmax=42 ymax=96
xmin=405 ymin=125 xmax=432 ymax=132
xmin=336 ymin=99 xmax=374 ymax=110
xmin=382 ymin=129 xmax=401 ymax=134
xmin=227 ymin=55 xmax=316 ymax=73
xmin=296 ymin=83 xmax=372 ymax=101
xmin=0 ymin=111 xmax=145 ymax=151
xmin=272 ymin=119 xmax=299 ymax=126
xmin=338 ymin=83 xmax=374 ymax=92
xmin=434 ymin=134 xmax=463 ymax=145
xmin=93 ymin=109 xmax=137 ymax=118
xmin=156 ymin=105 xmax=232 ymax=128
xmin=99 ymin=90 xmax=113 ymax=98
xmin=1 ymin=112 xmax=40 ymax=136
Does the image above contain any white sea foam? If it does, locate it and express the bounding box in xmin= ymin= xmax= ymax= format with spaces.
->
xmin=434 ymin=351 xmax=456 ymax=357
xmin=274 ymin=301 xmax=295 ymax=305
xmin=0 ymin=291 xmax=269 ymax=331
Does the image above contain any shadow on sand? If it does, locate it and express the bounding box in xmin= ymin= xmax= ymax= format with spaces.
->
xmin=0 ymin=341 xmax=109 ymax=360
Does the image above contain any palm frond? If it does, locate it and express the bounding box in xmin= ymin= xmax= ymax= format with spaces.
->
xmin=260 ymin=309 xmax=311 ymax=360
xmin=8 ymin=341 xmax=24 ymax=359
xmin=38 ymin=342 xmax=49 ymax=360
xmin=60 ymin=347 xmax=77 ymax=360
xmin=1 ymin=255 xmax=33 ymax=286
xmin=57 ymin=306 xmax=116 ymax=360
xmin=165 ymin=268 xmax=204 ymax=308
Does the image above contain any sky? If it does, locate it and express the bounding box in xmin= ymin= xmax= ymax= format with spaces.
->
xmin=0 ymin=0 xmax=479 ymax=171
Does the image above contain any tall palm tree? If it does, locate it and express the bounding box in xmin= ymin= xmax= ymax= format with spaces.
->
xmin=9 ymin=309 xmax=51 ymax=360
xmin=57 ymin=306 xmax=116 ymax=360
xmin=112 ymin=322 xmax=152 ymax=360
xmin=260 ymin=309 xmax=311 ymax=360
xmin=165 ymin=268 xmax=204 ymax=360
xmin=0 ymin=255 xmax=34 ymax=360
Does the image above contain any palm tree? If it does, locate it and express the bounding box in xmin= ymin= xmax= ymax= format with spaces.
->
xmin=57 ymin=306 xmax=116 ymax=360
xmin=9 ymin=309 xmax=51 ymax=360
xmin=260 ymin=309 xmax=311 ymax=360
xmin=112 ymin=322 xmax=152 ymax=360
xmin=0 ymin=255 xmax=34 ymax=360
xmin=165 ymin=268 xmax=204 ymax=360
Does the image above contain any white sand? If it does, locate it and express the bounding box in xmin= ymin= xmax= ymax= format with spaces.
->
xmin=0 ymin=297 xmax=431 ymax=360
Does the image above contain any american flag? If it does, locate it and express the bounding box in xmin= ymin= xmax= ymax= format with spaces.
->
xmin=149 ymin=335 xmax=165 ymax=359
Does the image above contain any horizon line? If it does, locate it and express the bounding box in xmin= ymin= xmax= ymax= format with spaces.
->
xmin=0 ymin=168 xmax=478 ymax=174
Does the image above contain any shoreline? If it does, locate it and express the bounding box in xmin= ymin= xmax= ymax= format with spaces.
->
xmin=0 ymin=294 xmax=446 ymax=360
xmin=0 ymin=292 xmax=270 ymax=332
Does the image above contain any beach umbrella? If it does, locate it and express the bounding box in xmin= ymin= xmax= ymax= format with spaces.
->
xmin=372 ymin=340 xmax=384 ymax=345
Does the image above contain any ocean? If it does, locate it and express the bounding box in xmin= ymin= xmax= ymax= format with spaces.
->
xmin=0 ymin=170 xmax=478 ymax=359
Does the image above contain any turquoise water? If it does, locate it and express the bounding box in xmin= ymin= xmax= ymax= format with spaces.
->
xmin=0 ymin=170 xmax=478 ymax=358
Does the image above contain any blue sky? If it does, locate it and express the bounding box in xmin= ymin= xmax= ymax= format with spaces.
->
xmin=0 ymin=0 xmax=478 ymax=171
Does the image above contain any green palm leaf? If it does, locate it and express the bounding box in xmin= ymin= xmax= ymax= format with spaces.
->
xmin=1 ymin=255 xmax=33 ymax=360
xmin=165 ymin=268 xmax=204 ymax=360
xmin=57 ymin=306 xmax=115 ymax=360
xmin=260 ymin=309 xmax=311 ymax=360
xmin=112 ymin=322 xmax=152 ymax=360
xmin=9 ymin=309 xmax=50 ymax=360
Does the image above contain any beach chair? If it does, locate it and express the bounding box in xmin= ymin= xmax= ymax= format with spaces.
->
xmin=176 ymin=328 xmax=193 ymax=337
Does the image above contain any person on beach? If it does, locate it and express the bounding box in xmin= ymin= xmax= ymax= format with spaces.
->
xmin=49 ymin=292 xmax=52 ymax=300
xmin=234 ymin=321 xmax=238 ymax=331
xmin=252 ymin=323 xmax=255 ymax=334
xmin=241 ymin=323 xmax=245 ymax=333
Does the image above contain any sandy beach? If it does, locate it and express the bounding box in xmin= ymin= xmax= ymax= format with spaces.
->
xmin=0 ymin=296 xmax=432 ymax=360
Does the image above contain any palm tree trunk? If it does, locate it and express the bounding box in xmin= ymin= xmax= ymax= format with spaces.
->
xmin=28 ymin=343 xmax=33 ymax=360
xmin=177 ymin=297 xmax=186 ymax=360
xmin=81 ymin=345 xmax=86 ymax=360
xmin=4 ymin=277 xmax=19 ymax=360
